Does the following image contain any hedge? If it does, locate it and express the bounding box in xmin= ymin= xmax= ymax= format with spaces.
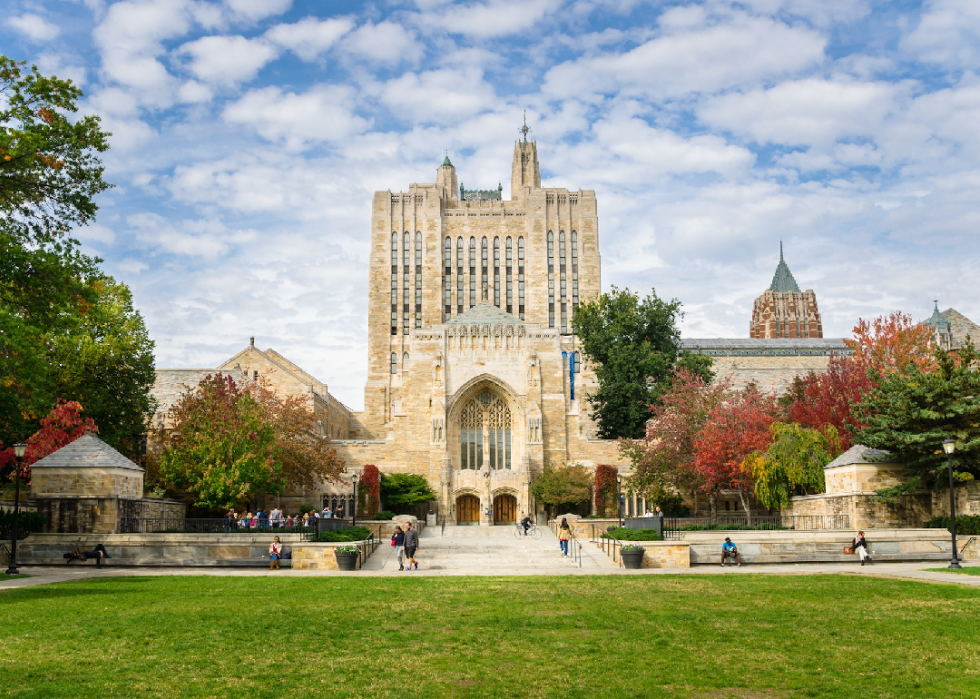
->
xmin=0 ymin=511 xmax=47 ymax=539
xmin=602 ymin=527 xmax=662 ymax=541
xmin=923 ymin=515 xmax=980 ymax=536
xmin=316 ymin=526 xmax=372 ymax=542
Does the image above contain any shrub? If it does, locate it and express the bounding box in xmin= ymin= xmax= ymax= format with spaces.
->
xmin=369 ymin=510 xmax=395 ymax=521
xmin=0 ymin=510 xmax=47 ymax=539
xmin=380 ymin=473 xmax=436 ymax=510
xmin=923 ymin=515 xmax=980 ymax=536
xmin=620 ymin=544 xmax=646 ymax=551
xmin=333 ymin=545 xmax=361 ymax=554
xmin=602 ymin=527 xmax=662 ymax=541
xmin=675 ymin=522 xmax=787 ymax=531
xmin=298 ymin=504 xmax=317 ymax=515
xmin=317 ymin=526 xmax=372 ymax=542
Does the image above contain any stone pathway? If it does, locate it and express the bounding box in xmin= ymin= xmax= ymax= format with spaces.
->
xmin=2 ymin=530 xmax=978 ymax=589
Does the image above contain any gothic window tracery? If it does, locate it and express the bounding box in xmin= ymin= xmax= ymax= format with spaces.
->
xmin=403 ymin=232 xmax=410 ymax=334
xmin=469 ymin=237 xmax=477 ymax=308
xmin=571 ymin=230 xmax=579 ymax=316
xmin=518 ymin=237 xmax=525 ymax=320
xmin=547 ymin=231 xmax=555 ymax=328
xmin=415 ymin=232 xmax=422 ymax=328
xmin=444 ymin=237 xmax=452 ymax=319
xmin=505 ymin=237 xmax=513 ymax=314
xmin=493 ymin=237 xmax=500 ymax=308
xmin=391 ymin=233 xmax=398 ymax=335
xmin=481 ymin=237 xmax=489 ymax=302
xmin=456 ymin=237 xmax=464 ymax=315
xmin=559 ymin=230 xmax=567 ymax=333
xmin=459 ymin=391 xmax=512 ymax=470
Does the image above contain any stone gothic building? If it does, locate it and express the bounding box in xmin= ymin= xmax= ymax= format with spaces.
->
xmin=330 ymin=138 xmax=624 ymax=525
xmin=749 ymin=244 xmax=823 ymax=339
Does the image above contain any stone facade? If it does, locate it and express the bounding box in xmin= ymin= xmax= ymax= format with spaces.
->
xmin=332 ymin=140 xmax=627 ymax=525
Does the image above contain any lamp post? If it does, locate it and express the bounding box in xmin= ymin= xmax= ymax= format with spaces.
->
xmin=6 ymin=442 xmax=27 ymax=576
xmin=351 ymin=472 xmax=358 ymax=527
xmin=617 ymin=473 xmax=623 ymax=526
xmin=942 ymin=438 xmax=961 ymax=570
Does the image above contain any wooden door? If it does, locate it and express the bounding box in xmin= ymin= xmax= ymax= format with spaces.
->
xmin=457 ymin=495 xmax=480 ymax=525
xmin=494 ymin=495 xmax=517 ymax=524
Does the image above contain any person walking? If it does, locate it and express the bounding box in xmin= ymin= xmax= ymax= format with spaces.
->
xmin=403 ymin=521 xmax=420 ymax=571
xmin=558 ymin=518 xmax=572 ymax=557
xmin=391 ymin=525 xmax=406 ymax=571
xmin=269 ymin=536 xmax=282 ymax=570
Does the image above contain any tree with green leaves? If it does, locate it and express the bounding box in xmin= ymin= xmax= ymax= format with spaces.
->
xmin=854 ymin=340 xmax=980 ymax=483
xmin=744 ymin=423 xmax=839 ymax=510
xmin=531 ymin=463 xmax=592 ymax=517
xmin=573 ymin=286 xmax=713 ymax=439
xmin=1 ymin=56 xmax=113 ymax=443
xmin=380 ymin=473 xmax=437 ymax=511
xmin=159 ymin=374 xmax=282 ymax=509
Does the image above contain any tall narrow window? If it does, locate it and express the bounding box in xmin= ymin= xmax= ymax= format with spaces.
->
xmin=444 ymin=237 xmax=452 ymax=319
xmin=481 ymin=237 xmax=488 ymax=302
xmin=518 ymin=237 xmax=525 ymax=320
xmin=571 ymin=230 xmax=579 ymax=318
xmin=460 ymin=399 xmax=482 ymax=470
xmin=403 ymin=352 xmax=409 ymax=369
xmin=469 ymin=237 xmax=476 ymax=308
xmin=547 ymin=231 xmax=555 ymax=328
xmin=403 ymin=232 xmax=410 ymax=334
xmin=390 ymin=353 xmax=397 ymax=374
xmin=456 ymin=238 xmax=464 ymax=315
xmin=505 ymin=237 xmax=513 ymax=314
xmin=493 ymin=238 xmax=500 ymax=307
xmin=574 ymin=352 xmax=581 ymax=373
xmin=391 ymin=233 xmax=398 ymax=335
xmin=559 ymin=230 xmax=567 ymax=333
xmin=415 ymin=232 xmax=422 ymax=328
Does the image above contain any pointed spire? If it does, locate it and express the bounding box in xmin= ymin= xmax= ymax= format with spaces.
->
xmin=927 ymin=300 xmax=949 ymax=331
xmin=519 ymin=110 xmax=531 ymax=142
xmin=769 ymin=243 xmax=801 ymax=293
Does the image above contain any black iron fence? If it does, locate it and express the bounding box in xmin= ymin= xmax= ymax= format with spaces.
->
xmin=664 ymin=515 xmax=851 ymax=536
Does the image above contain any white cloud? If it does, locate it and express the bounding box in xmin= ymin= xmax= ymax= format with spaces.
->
xmin=543 ymin=13 xmax=826 ymax=99
xmin=129 ymin=213 xmax=258 ymax=257
xmin=380 ymin=68 xmax=496 ymax=124
xmin=342 ymin=21 xmax=421 ymax=64
xmin=419 ymin=0 xmax=563 ymax=38
xmin=7 ymin=14 xmax=61 ymax=42
xmin=902 ymin=0 xmax=980 ymax=69
xmin=224 ymin=0 xmax=292 ymax=22
xmin=265 ymin=16 xmax=353 ymax=61
xmin=223 ymin=85 xmax=369 ymax=149
xmin=697 ymin=79 xmax=901 ymax=147
xmin=177 ymin=35 xmax=278 ymax=85
xmin=117 ymin=258 xmax=149 ymax=275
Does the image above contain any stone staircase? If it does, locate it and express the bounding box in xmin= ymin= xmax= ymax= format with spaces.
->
xmin=361 ymin=523 xmax=619 ymax=574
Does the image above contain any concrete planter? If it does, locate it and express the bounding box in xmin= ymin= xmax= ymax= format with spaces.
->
xmin=335 ymin=551 xmax=359 ymax=571
xmin=621 ymin=549 xmax=645 ymax=569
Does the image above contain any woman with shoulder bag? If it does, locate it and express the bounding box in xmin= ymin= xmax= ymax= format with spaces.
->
xmin=558 ymin=518 xmax=572 ymax=557
xmin=391 ymin=526 xmax=406 ymax=571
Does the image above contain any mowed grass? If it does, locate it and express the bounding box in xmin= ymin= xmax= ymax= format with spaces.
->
xmin=1 ymin=575 xmax=979 ymax=699
xmin=924 ymin=566 xmax=980 ymax=576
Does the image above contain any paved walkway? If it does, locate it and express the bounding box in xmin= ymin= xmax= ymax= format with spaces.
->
xmin=3 ymin=526 xmax=978 ymax=590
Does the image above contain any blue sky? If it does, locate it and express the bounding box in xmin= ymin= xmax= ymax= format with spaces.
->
xmin=5 ymin=0 xmax=980 ymax=408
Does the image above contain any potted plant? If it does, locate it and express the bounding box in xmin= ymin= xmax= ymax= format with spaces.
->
xmin=620 ymin=544 xmax=645 ymax=569
xmin=334 ymin=544 xmax=361 ymax=571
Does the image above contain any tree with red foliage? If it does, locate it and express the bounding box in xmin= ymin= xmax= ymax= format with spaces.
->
xmin=359 ymin=464 xmax=380 ymax=519
xmin=593 ymin=464 xmax=618 ymax=517
xmin=845 ymin=310 xmax=936 ymax=375
xmin=0 ymin=400 xmax=97 ymax=485
xmin=624 ymin=369 xmax=730 ymax=515
xmin=784 ymin=354 xmax=874 ymax=453
xmin=693 ymin=387 xmax=780 ymax=517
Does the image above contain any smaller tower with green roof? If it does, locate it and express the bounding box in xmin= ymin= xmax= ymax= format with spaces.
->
xmin=750 ymin=244 xmax=823 ymax=339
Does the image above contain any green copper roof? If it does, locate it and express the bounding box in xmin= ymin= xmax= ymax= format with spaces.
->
xmin=445 ymin=302 xmax=522 ymax=324
xmin=442 ymin=155 xmax=453 ymax=166
xmin=926 ymin=302 xmax=950 ymax=332
xmin=769 ymin=242 xmax=802 ymax=293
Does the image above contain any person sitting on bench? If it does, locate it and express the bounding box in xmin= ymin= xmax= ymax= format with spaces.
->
xmin=64 ymin=544 xmax=111 ymax=566
xmin=721 ymin=537 xmax=741 ymax=567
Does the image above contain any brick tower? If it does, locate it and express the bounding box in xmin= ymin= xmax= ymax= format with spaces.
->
xmin=749 ymin=244 xmax=823 ymax=339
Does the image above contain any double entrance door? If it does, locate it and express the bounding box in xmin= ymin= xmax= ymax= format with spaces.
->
xmin=455 ymin=494 xmax=518 ymax=525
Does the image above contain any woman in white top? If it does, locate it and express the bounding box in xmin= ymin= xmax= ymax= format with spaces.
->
xmin=269 ymin=536 xmax=282 ymax=570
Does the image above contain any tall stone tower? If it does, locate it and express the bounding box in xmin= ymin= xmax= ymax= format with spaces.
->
xmin=750 ymin=244 xmax=823 ymax=339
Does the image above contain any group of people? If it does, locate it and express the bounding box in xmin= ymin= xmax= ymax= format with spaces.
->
xmin=389 ymin=522 xmax=420 ymax=571
xmin=720 ymin=531 xmax=874 ymax=567
xmin=224 ymin=506 xmax=344 ymax=531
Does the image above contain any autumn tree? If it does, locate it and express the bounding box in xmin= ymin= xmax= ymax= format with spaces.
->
xmin=744 ymin=423 xmax=839 ymax=510
xmin=693 ymin=387 xmax=780 ymax=517
xmin=593 ymin=464 xmax=618 ymax=517
xmin=159 ymin=374 xmax=281 ymax=510
xmin=845 ymin=311 xmax=936 ymax=374
xmin=358 ymin=464 xmax=380 ymax=518
xmin=624 ymin=369 xmax=730 ymax=514
xmin=0 ymin=399 xmax=96 ymax=485
xmin=532 ymin=463 xmax=592 ymax=518
xmin=255 ymin=384 xmax=344 ymax=494
xmin=573 ymin=287 xmax=714 ymax=439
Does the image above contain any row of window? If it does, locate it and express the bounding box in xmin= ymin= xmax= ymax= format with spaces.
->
xmin=444 ymin=236 xmax=525 ymax=320
xmin=393 ymin=351 xmax=580 ymax=375
xmin=547 ymin=230 xmax=579 ymax=333
xmin=391 ymin=232 xmax=423 ymax=335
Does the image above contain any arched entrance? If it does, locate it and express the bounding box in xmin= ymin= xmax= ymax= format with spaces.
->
xmin=493 ymin=494 xmax=517 ymax=525
xmin=456 ymin=494 xmax=480 ymax=525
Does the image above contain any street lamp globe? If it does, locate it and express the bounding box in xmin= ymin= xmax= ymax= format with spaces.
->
xmin=942 ymin=438 xmax=956 ymax=455
xmin=13 ymin=442 xmax=26 ymax=458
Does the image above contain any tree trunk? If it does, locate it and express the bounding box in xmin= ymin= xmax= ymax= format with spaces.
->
xmin=691 ymin=490 xmax=699 ymax=516
xmin=707 ymin=491 xmax=717 ymax=517
xmin=737 ymin=489 xmax=752 ymax=521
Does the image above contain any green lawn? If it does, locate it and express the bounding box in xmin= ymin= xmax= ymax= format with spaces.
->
xmin=0 ymin=573 xmax=27 ymax=581
xmin=924 ymin=566 xmax=980 ymax=576
xmin=1 ymin=575 xmax=978 ymax=699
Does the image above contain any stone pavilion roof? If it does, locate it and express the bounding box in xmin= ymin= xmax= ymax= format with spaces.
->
xmin=824 ymin=444 xmax=896 ymax=470
xmin=941 ymin=308 xmax=980 ymax=347
xmin=445 ymin=302 xmax=523 ymax=325
xmin=31 ymin=432 xmax=144 ymax=472
xmin=769 ymin=242 xmax=802 ymax=294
